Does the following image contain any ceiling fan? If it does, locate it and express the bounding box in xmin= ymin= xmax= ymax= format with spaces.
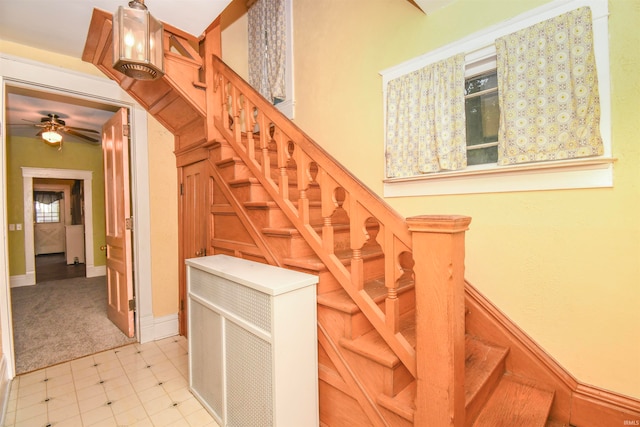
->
xmin=12 ymin=113 xmax=101 ymax=150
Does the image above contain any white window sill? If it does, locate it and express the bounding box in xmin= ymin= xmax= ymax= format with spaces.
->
xmin=383 ymin=157 xmax=615 ymax=197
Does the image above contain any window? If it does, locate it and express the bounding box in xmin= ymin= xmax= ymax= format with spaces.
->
xmin=35 ymin=199 xmax=61 ymax=223
xmin=465 ymin=70 xmax=499 ymax=166
xmin=247 ymin=0 xmax=294 ymax=118
xmin=380 ymin=0 xmax=612 ymax=196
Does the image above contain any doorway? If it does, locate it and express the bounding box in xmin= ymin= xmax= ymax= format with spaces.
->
xmin=1 ymin=55 xmax=155 ymax=380
xmin=33 ymin=178 xmax=86 ymax=282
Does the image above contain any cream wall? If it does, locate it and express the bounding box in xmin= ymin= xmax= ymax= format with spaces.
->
xmin=146 ymin=116 xmax=179 ymax=317
xmin=0 ymin=41 xmax=179 ymax=319
xmin=221 ymin=0 xmax=640 ymax=398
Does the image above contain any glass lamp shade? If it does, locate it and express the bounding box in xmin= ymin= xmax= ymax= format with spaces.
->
xmin=42 ymin=130 xmax=63 ymax=144
xmin=113 ymin=2 xmax=164 ymax=80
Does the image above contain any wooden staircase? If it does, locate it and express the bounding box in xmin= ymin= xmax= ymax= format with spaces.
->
xmin=206 ymin=124 xmax=556 ymax=426
xmin=82 ymin=11 xmax=640 ymax=426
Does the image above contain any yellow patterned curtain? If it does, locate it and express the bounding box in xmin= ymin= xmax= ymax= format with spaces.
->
xmin=496 ymin=7 xmax=603 ymax=165
xmin=385 ymin=54 xmax=466 ymax=178
xmin=248 ymin=0 xmax=286 ymax=102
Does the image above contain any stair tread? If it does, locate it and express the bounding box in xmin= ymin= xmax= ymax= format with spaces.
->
xmin=375 ymin=335 xmax=508 ymax=420
xmin=317 ymin=277 xmax=413 ymax=313
xmin=340 ymin=310 xmax=416 ymax=367
xmin=465 ymin=335 xmax=509 ymax=403
xmin=283 ymin=245 xmax=384 ymax=271
xmin=472 ymin=376 xmax=554 ymax=427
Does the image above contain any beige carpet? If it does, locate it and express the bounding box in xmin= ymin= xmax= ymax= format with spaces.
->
xmin=10 ymin=276 xmax=137 ymax=374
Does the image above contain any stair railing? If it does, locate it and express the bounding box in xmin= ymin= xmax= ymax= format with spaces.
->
xmin=209 ymin=55 xmax=418 ymax=377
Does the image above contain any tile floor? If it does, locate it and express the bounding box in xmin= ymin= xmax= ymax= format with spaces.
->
xmin=3 ymin=336 xmax=220 ymax=427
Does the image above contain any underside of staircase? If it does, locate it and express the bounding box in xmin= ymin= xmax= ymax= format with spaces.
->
xmin=82 ymin=9 xmax=640 ymax=426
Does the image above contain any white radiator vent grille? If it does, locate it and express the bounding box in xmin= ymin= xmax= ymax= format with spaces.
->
xmin=189 ymin=302 xmax=224 ymax=417
xmin=191 ymin=268 xmax=272 ymax=333
xmin=226 ymin=321 xmax=273 ymax=427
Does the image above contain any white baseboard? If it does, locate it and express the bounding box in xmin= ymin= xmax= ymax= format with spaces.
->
xmin=9 ymin=273 xmax=35 ymax=288
xmin=0 ymin=355 xmax=11 ymax=427
xmin=153 ymin=314 xmax=179 ymax=341
xmin=138 ymin=313 xmax=179 ymax=344
xmin=86 ymin=265 xmax=106 ymax=278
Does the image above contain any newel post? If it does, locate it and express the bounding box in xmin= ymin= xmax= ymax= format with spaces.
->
xmin=407 ymin=215 xmax=472 ymax=427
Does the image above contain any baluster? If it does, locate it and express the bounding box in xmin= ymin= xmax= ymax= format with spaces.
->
xmin=349 ymin=202 xmax=370 ymax=291
xmin=221 ymin=79 xmax=230 ymax=131
xmin=257 ymin=113 xmax=271 ymax=181
xmin=246 ymin=101 xmax=256 ymax=161
xmin=231 ymin=86 xmax=242 ymax=143
xmin=384 ymin=231 xmax=404 ymax=334
xmin=318 ymin=170 xmax=337 ymax=254
xmin=275 ymin=130 xmax=289 ymax=200
xmin=295 ymin=149 xmax=311 ymax=225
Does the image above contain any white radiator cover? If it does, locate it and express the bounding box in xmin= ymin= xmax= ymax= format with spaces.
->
xmin=186 ymin=255 xmax=319 ymax=427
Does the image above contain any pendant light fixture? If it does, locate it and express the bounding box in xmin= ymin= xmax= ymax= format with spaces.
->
xmin=113 ymin=0 xmax=164 ymax=80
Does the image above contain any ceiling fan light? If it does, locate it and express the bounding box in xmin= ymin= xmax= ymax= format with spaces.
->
xmin=42 ymin=130 xmax=62 ymax=144
xmin=113 ymin=0 xmax=164 ymax=80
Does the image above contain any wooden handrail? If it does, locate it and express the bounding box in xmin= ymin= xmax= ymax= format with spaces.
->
xmin=209 ymin=55 xmax=418 ymax=376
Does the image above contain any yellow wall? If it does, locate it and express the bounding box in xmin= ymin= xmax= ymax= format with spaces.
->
xmin=147 ymin=116 xmax=179 ymax=317
xmin=221 ymin=0 xmax=640 ymax=398
xmin=0 ymin=42 xmax=179 ymax=319
xmin=6 ymin=136 xmax=105 ymax=274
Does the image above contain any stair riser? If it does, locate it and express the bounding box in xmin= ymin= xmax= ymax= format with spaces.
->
xmin=266 ymin=234 xmax=316 ymax=258
xmin=317 ymin=288 xmax=415 ymax=341
xmin=246 ymin=206 xmax=292 ymax=229
xmin=217 ymin=160 xmax=250 ymax=181
xmin=230 ymin=182 xmax=272 ymax=203
xmin=210 ymin=143 xmax=236 ymax=163
xmin=340 ymin=348 xmax=413 ymax=405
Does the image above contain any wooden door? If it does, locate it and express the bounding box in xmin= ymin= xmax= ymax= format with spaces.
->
xmin=103 ymin=108 xmax=135 ymax=338
xmin=179 ymin=160 xmax=208 ymax=336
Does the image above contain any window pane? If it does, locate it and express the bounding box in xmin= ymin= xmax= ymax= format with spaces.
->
xmin=467 ymin=146 xmax=498 ymax=166
xmin=465 ymin=90 xmax=499 ymax=146
xmin=464 ymin=71 xmax=497 ymax=96
xmin=35 ymin=200 xmax=61 ymax=223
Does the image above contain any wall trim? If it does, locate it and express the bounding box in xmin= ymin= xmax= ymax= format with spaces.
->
xmin=464 ymin=281 xmax=640 ymax=424
xmin=86 ymin=265 xmax=107 ymax=278
xmin=22 ymin=167 xmax=95 ymax=286
xmin=1 ymin=53 xmax=154 ymax=381
xmin=0 ymin=354 xmax=9 ymax=427
xmin=152 ymin=313 xmax=179 ymax=341
xmin=9 ymin=273 xmax=35 ymax=288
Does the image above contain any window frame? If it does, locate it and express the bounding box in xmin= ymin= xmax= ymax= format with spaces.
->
xmin=380 ymin=0 xmax=612 ymax=196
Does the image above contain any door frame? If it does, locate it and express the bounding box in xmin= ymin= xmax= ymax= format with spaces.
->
xmin=21 ymin=168 xmax=94 ymax=285
xmin=0 ymin=53 xmax=154 ymax=379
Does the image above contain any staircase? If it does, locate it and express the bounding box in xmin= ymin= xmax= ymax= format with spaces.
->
xmin=82 ymin=10 xmax=640 ymax=426
xmin=204 ymin=91 xmax=556 ymax=426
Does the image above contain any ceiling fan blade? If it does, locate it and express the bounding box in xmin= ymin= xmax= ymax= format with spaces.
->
xmin=63 ymin=129 xmax=101 ymax=143
xmin=64 ymin=126 xmax=100 ymax=133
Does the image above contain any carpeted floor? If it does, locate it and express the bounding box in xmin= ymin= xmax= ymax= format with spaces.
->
xmin=10 ymin=275 xmax=137 ymax=374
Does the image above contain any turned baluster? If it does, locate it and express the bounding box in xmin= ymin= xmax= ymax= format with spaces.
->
xmin=231 ymin=86 xmax=242 ymax=143
xmin=246 ymin=102 xmax=256 ymax=161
